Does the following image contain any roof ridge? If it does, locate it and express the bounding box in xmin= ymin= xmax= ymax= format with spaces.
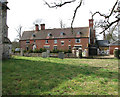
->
xmin=23 ymin=26 xmax=89 ymax=33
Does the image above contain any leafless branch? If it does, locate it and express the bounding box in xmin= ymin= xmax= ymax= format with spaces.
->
xmin=92 ymin=0 xmax=118 ymax=19
xmin=99 ymin=19 xmax=119 ymax=34
xmin=92 ymin=0 xmax=119 ymax=34
xmin=44 ymin=0 xmax=76 ymax=8
xmin=44 ymin=0 xmax=83 ymax=33
xmin=71 ymin=0 xmax=83 ymax=29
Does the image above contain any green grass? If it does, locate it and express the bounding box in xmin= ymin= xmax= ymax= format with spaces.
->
xmin=2 ymin=56 xmax=119 ymax=95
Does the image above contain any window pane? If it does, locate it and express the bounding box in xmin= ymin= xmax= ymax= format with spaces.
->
xmin=45 ymin=40 xmax=48 ymax=44
xmin=54 ymin=46 xmax=57 ymax=50
xmin=54 ymin=40 xmax=57 ymax=44
xmin=75 ymin=39 xmax=80 ymax=43
xmin=61 ymin=41 xmax=64 ymax=45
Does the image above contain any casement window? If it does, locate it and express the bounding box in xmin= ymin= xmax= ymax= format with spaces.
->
xmin=54 ymin=46 xmax=57 ymax=50
xmin=45 ymin=40 xmax=48 ymax=44
xmin=54 ymin=40 xmax=57 ymax=44
xmin=69 ymin=45 xmax=71 ymax=50
xmin=61 ymin=41 xmax=64 ymax=46
xmin=26 ymin=40 xmax=30 ymax=44
xmin=75 ymin=39 xmax=81 ymax=43
xmin=69 ymin=40 xmax=71 ymax=42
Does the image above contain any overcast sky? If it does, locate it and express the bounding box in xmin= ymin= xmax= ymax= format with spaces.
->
xmin=7 ymin=0 xmax=117 ymax=41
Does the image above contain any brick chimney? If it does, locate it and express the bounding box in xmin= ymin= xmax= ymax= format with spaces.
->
xmin=89 ymin=19 xmax=94 ymax=28
xmin=89 ymin=19 xmax=95 ymax=45
xmin=41 ymin=24 xmax=45 ymax=30
xmin=35 ymin=24 xmax=39 ymax=31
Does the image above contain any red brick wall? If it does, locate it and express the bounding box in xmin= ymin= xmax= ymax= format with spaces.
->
xmin=20 ymin=38 xmax=89 ymax=51
xmin=109 ymin=45 xmax=120 ymax=54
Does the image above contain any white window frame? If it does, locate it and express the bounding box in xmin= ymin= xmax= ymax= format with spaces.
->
xmin=75 ymin=39 xmax=81 ymax=43
xmin=61 ymin=41 xmax=64 ymax=46
xmin=54 ymin=39 xmax=57 ymax=44
xmin=45 ymin=40 xmax=48 ymax=44
xmin=54 ymin=46 xmax=57 ymax=50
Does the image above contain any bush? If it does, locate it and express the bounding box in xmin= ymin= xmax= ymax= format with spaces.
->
xmin=12 ymin=49 xmax=15 ymax=53
xmin=23 ymin=50 xmax=27 ymax=53
xmin=42 ymin=48 xmax=47 ymax=52
xmin=50 ymin=49 xmax=72 ymax=53
xmin=28 ymin=49 xmax=33 ymax=53
xmin=39 ymin=48 xmax=43 ymax=53
xmin=65 ymin=49 xmax=72 ymax=53
xmin=33 ymin=49 xmax=40 ymax=53
xmin=114 ymin=49 xmax=120 ymax=58
xmin=51 ymin=49 xmax=59 ymax=53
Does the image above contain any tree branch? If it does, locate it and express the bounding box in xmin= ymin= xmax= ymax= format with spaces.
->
xmin=99 ymin=19 xmax=119 ymax=34
xmin=44 ymin=0 xmax=76 ymax=8
xmin=71 ymin=0 xmax=83 ymax=29
xmin=92 ymin=0 xmax=118 ymax=19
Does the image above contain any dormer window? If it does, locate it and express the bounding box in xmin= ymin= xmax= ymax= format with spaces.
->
xmin=75 ymin=38 xmax=81 ymax=43
xmin=77 ymin=31 xmax=82 ymax=35
xmin=60 ymin=32 xmax=65 ymax=36
xmin=48 ymin=33 xmax=52 ymax=37
xmin=32 ymin=34 xmax=36 ymax=37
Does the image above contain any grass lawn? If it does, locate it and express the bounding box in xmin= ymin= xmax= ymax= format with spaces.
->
xmin=2 ymin=56 xmax=119 ymax=95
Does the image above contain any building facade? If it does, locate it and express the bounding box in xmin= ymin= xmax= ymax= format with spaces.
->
xmin=20 ymin=19 xmax=95 ymax=52
xmin=109 ymin=40 xmax=120 ymax=54
xmin=0 ymin=0 xmax=11 ymax=59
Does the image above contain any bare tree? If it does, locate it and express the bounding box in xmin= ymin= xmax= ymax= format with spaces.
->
xmin=44 ymin=0 xmax=119 ymax=35
xmin=59 ymin=19 xmax=66 ymax=28
xmin=91 ymin=0 xmax=119 ymax=35
xmin=15 ymin=25 xmax=22 ymax=42
xmin=44 ymin=0 xmax=83 ymax=29
xmin=105 ymin=25 xmax=118 ymax=42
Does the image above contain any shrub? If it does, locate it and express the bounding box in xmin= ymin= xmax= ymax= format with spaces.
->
xmin=33 ymin=49 xmax=40 ymax=53
xmin=12 ymin=49 xmax=15 ymax=53
xmin=114 ymin=49 xmax=120 ymax=58
xmin=28 ymin=49 xmax=33 ymax=53
xmin=23 ymin=50 xmax=27 ymax=53
xmin=51 ymin=49 xmax=59 ymax=53
xmin=39 ymin=48 xmax=43 ymax=53
xmin=42 ymin=48 xmax=47 ymax=52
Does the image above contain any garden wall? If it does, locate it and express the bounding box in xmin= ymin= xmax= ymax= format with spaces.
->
xmin=12 ymin=53 xmax=75 ymax=58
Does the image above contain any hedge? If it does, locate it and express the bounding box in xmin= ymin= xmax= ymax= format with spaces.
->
xmin=114 ymin=49 xmax=120 ymax=58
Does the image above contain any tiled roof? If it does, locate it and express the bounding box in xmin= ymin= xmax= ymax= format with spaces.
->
xmin=20 ymin=27 xmax=89 ymax=40
xmin=97 ymin=40 xmax=110 ymax=47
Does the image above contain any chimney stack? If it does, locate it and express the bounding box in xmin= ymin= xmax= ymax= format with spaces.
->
xmin=89 ymin=19 xmax=94 ymax=28
xmin=41 ymin=24 xmax=45 ymax=30
xmin=35 ymin=24 xmax=39 ymax=31
xmin=89 ymin=19 xmax=95 ymax=45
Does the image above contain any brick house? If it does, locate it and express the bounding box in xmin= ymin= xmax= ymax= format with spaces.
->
xmin=20 ymin=19 xmax=95 ymax=52
xmin=0 ymin=0 xmax=11 ymax=59
xmin=109 ymin=40 xmax=120 ymax=54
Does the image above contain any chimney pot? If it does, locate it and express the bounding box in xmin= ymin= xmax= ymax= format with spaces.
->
xmin=35 ymin=24 xmax=39 ymax=31
xmin=41 ymin=24 xmax=45 ymax=30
